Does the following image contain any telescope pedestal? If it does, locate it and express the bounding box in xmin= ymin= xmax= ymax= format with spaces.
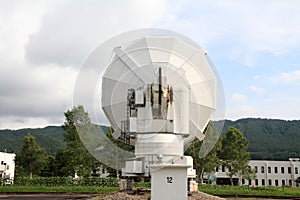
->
xmin=149 ymin=156 xmax=191 ymax=200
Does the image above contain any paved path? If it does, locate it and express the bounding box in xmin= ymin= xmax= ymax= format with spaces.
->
xmin=0 ymin=194 xmax=93 ymax=200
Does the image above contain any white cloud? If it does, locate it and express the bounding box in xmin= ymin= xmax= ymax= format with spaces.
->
xmin=0 ymin=1 xmax=55 ymax=65
xmin=249 ymin=86 xmax=265 ymax=95
xmin=231 ymin=93 xmax=247 ymax=102
xmin=1 ymin=0 xmax=300 ymax=129
xmin=269 ymin=69 xmax=300 ymax=84
xmin=0 ymin=63 xmax=78 ymax=124
xmin=226 ymin=105 xmax=259 ymax=120
xmin=25 ymin=0 xmax=167 ymax=66
xmin=253 ymin=75 xmax=261 ymax=80
xmin=0 ymin=0 xmax=170 ymax=129
xmin=226 ymin=103 xmax=300 ymax=120
xmin=0 ymin=115 xmax=61 ymax=130
xmin=160 ymin=0 xmax=300 ymax=66
xmin=226 ymin=96 xmax=300 ymax=120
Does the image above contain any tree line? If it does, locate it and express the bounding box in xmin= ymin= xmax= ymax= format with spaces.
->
xmin=185 ymin=123 xmax=255 ymax=185
xmin=223 ymin=118 xmax=300 ymax=160
xmin=15 ymin=106 xmax=115 ymax=179
xmin=15 ymin=105 xmax=253 ymax=186
xmin=2 ymin=118 xmax=299 ymax=160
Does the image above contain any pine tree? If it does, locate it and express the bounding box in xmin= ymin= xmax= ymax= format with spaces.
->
xmin=15 ymin=133 xmax=45 ymax=179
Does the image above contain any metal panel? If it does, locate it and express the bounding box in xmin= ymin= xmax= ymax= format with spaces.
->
xmin=129 ymin=117 xmax=137 ymax=132
xmin=125 ymin=160 xmax=143 ymax=173
xmin=135 ymin=90 xmax=144 ymax=105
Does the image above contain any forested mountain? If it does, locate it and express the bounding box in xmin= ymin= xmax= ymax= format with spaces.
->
xmin=221 ymin=118 xmax=300 ymax=160
xmin=0 ymin=118 xmax=299 ymax=160
xmin=0 ymin=126 xmax=65 ymax=155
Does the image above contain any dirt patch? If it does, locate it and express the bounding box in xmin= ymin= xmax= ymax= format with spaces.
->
xmin=93 ymin=191 xmax=225 ymax=200
xmin=190 ymin=192 xmax=225 ymax=200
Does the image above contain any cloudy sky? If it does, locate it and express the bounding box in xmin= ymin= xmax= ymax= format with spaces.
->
xmin=1 ymin=0 xmax=300 ymax=129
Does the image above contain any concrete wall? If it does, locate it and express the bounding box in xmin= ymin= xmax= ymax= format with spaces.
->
xmin=247 ymin=159 xmax=300 ymax=187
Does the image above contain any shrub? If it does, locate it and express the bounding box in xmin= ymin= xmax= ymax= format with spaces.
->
xmin=13 ymin=177 xmax=119 ymax=187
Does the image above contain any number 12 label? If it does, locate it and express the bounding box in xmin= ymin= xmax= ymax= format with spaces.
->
xmin=167 ymin=176 xmax=173 ymax=183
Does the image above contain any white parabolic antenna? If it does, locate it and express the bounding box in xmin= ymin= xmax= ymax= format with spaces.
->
xmin=74 ymin=29 xmax=225 ymax=200
xmin=102 ymin=35 xmax=219 ymax=145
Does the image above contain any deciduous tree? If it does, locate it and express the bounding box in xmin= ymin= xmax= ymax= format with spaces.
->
xmin=185 ymin=123 xmax=222 ymax=183
xmin=219 ymin=126 xmax=250 ymax=186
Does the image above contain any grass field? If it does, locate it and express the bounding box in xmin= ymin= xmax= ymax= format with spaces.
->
xmin=199 ymin=184 xmax=300 ymax=198
xmin=0 ymin=185 xmax=118 ymax=193
xmin=1 ymin=184 xmax=300 ymax=198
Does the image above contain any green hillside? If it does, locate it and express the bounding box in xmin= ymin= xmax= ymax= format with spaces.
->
xmin=222 ymin=118 xmax=300 ymax=160
xmin=0 ymin=126 xmax=66 ymax=155
xmin=0 ymin=118 xmax=299 ymax=160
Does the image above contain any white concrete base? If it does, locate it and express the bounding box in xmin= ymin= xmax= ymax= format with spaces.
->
xmin=149 ymin=160 xmax=190 ymax=200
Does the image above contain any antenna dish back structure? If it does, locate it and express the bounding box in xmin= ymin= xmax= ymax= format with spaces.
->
xmin=102 ymin=36 xmax=217 ymax=144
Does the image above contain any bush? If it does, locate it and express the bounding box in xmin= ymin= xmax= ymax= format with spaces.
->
xmin=0 ymin=178 xmax=13 ymax=185
xmin=13 ymin=177 xmax=119 ymax=187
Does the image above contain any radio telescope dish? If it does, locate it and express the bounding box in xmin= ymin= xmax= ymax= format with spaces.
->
xmin=73 ymin=29 xmax=225 ymax=173
xmin=102 ymin=35 xmax=219 ymax=145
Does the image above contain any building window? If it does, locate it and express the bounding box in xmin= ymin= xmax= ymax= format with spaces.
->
xmin=268 ymin=166 xmax=271 ymax=173
xmin=262 ymin=179 xmax=265 ymax=186
xmin=216 ymin=166 xmax=219 ymax=172
xmin=222 ymin=165 xmax=225 ymax=172
xmin=282 ymin=180 xmax=285 ymax=186
xmin=281 ymin=167 xmax=285 ymax=174
xmin=6 ymin=165 xmax=9 ymax=170
xmin=288 ymin=167 xmax=291 ymax=174
xmin=295 ymin=167 xmax=298 ymax=174
xmin=248 ymin=179 xmax=252 ymax=185
xmin=289 ymin=180 xmax=292 ymax=186
xmin=275 ymin=167 xmax=278 ymax=173
xmin=275 ymin=179 xmax=279 ymax=186
xmin=255 ymin=179 xmax=258 ymax=186
xmin=242 ymin=179 xmax=245 ymax=185
xmin=261 ymin=166 xmax=265 ymax=173
xmin=254 ymin=166 xmax=258 ymax=173
xmin=268 ymin=179 xmax=272 ymax=186
xmin=0 ymin=161 xmax=3 ymax=165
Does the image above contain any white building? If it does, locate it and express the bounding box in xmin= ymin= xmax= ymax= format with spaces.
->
xmin=213 ymin=158 xmax=300 ymax=187
xmin=0 ymin=152 xmax=16 ymax=183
